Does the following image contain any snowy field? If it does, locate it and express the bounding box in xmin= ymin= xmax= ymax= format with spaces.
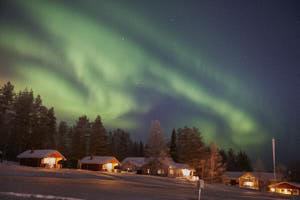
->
xmin=0 ymin=161 xmax=297 ymax=200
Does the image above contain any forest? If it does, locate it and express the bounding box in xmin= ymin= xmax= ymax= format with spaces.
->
xmin=0 ymin=81 xmax=259 ymax=182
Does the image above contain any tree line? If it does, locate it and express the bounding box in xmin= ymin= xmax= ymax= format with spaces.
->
xmin=3 ymin=81 xmax=279 ymax=183
xmin=0 ymin=82 xmax=145 ymax=167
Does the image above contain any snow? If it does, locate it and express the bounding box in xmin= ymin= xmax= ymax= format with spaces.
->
xmin=0 ymin=163 xmax=295 ymax=200
xmin=17 ymin=149 xmax=66 ymax=159
xmin=0 ymin=192 xmax=84 ymax=200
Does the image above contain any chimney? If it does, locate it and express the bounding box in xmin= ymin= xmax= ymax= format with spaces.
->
xmin=30 ymin=148 xmax=34 ymax=154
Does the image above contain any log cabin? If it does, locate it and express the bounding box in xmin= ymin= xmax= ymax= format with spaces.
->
xmin=269 ymin=182 xmax=300 ymax=195
xmin=80 ymin=156 xmax=120 ymax=172
xmin=17 ymin=149 xmax=66 ymax=168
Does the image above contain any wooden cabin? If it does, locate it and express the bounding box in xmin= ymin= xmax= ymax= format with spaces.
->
xmin=269 ymin=182 xmax=300 ymax=195
xmin=80 ymin=156 xmax=120 ymax=172
xmin=224 ymin=171 xmax=274 ymax=190
xmin=121 ymin=157 xmax=146 ymax=173
xmin=121 ymin=157 xmax=194 ymax=177
xmin=167 ymin=159 xmax=193 ymax=177
xmin=17 ymin=149 xmax=66 ymax=168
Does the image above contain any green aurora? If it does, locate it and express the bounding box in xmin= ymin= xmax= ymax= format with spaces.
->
xmin=1 ymin=0 xmax=299 ymax=163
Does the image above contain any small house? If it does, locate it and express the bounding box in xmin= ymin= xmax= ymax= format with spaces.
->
xmin=167 ymin=159 xmax=193 ymax=177
xmin=122 ymin=157 xmax=194 ymax=177
xmin=121 ymin=157 xmax=146 ymax=173
xmin=224 ymin=171 xmax=274 ymax=190
xmin=17 ymin=149 xmax=66 ymax=168
xmin=269 ymin=182 xmax=300 ymax=195
xmin=80 ymin=156 xmax=120 ymax=172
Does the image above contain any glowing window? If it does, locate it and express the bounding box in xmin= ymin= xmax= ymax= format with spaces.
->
xmin=43 ymin=158 xmax=56 ymax=168
xmin=244 ymin=181 xmax=254 ymax=187
xmin=105 ymin=163 xmax=113 ymax=172
xmin=169 ymin=169 xmax=174 ymax=175
xmin=182 ymin=169 xmax=191 ymax=176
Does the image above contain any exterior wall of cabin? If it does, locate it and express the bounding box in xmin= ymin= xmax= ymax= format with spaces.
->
xmin=81 ymin=164 xmax=102 ymax=171
xmin=20 ymin=158 xmax=42 ymax=167
xmin=168 ymin=168 xmax=193 ymax=177
xmin=239 ymin=173 xmax=259 ymax=190
xmin=20 ymin=157 xmax=63 ymax=168
xmin=121 ymin=162 xmax=138 ymax=171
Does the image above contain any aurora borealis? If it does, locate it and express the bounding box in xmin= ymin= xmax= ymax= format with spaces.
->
xmin=0 ymin=1 xmax=299 ymax=164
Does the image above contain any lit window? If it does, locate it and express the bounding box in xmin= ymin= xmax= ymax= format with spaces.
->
xmin=106 ymin=163 xmax=113 ymax=172
xmin=182 ymin=169 xmax=191 ymax=176
xmin=169 ymin=169 xmax=174 ymax=175
xmin=244 ymin=181 xmax=254 ymax=187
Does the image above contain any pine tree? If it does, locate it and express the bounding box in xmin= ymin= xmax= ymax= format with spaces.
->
xmin=169 ymin=129 xmax=178 ymax=162
xmin=7 ymin=89 xmax=35 ymax=159
xmin=132 ymin=141 xmax=139 ymax=156
xmin=226 ymin=148 xmax=237 ymax=171
xmin=236 ymin=150 xmax=252 ymax=171
xmin=46 ymin=107 xmax=56 ymax=148
xmin=139 ymin=141 xmax=144 ymax=157
xmin=177 ymin=126 xmax=205 ymax=164
xmin=71 ymin=116 xmax=90 ymax=160
xmin=57 ymin=121 xmax=68 ymax=156
xmin=89 ymin=115 xmax=107 ymax=156
xmin=0 ymin=82 xmax=15 ymax=157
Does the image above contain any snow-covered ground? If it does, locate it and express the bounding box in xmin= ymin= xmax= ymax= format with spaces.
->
xmin=0 ymin=162 xmax=297 ymax=200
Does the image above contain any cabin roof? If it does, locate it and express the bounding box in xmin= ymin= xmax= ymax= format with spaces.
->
xmin=167 ymin=158 xmax=191 ymax=169
xmin=121 ymin=157 xmax=192 ymax=169
xmin=17 ymin=149 xmax=66 ymax=160
xmin=269 ymin=182 xmax=300 ymax=189
xmin=121 ymin=157 xmax=146 ymax=167
xmin=80 ymin=156 xmax=119 ymax=165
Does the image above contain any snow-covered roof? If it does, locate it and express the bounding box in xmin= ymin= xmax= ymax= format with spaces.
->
xmin=121 ymin=157 xmax=147 ymax=167
xmin=80 ymin=156 xmax=119 ymax=165
xmin=168 ymin=160 xmax=191 ymax=169
xmin=121 ymin=157 xmax=192 ymax=169
xmin=17 ymin=149 xmax=66 ymax=160
xmin=225 ymin=171 xmax=274 ymax=179
xmin=269 ymin=182 xmax=300 ymax=189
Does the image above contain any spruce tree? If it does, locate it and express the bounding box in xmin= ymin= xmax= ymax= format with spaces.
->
xmin=89 ymin=115 xmax=107 ymax=156
xmin=0 ymin=82 xmax=15 ymax=157
xmin=236 ymin=150 xmax=252 ymax=171
xmin=71 ymin=116 xmax=90 ymax=160
xmin=57 ymin=121 xmax=68 ymax=155
xmin=226 ymin=148 xmax=237 ymax=171
xmin=169 ymin=129 xmax=178 ymax=162
xmin=139 ymin=141 xmax=144 ymax=157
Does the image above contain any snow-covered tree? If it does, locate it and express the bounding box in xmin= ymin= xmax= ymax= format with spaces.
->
xmin=145 ymin=120 xmax=169 ymax=174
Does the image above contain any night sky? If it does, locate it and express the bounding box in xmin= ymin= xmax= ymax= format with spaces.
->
xmin=0 ymin=0 xmax=299 ymax=166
